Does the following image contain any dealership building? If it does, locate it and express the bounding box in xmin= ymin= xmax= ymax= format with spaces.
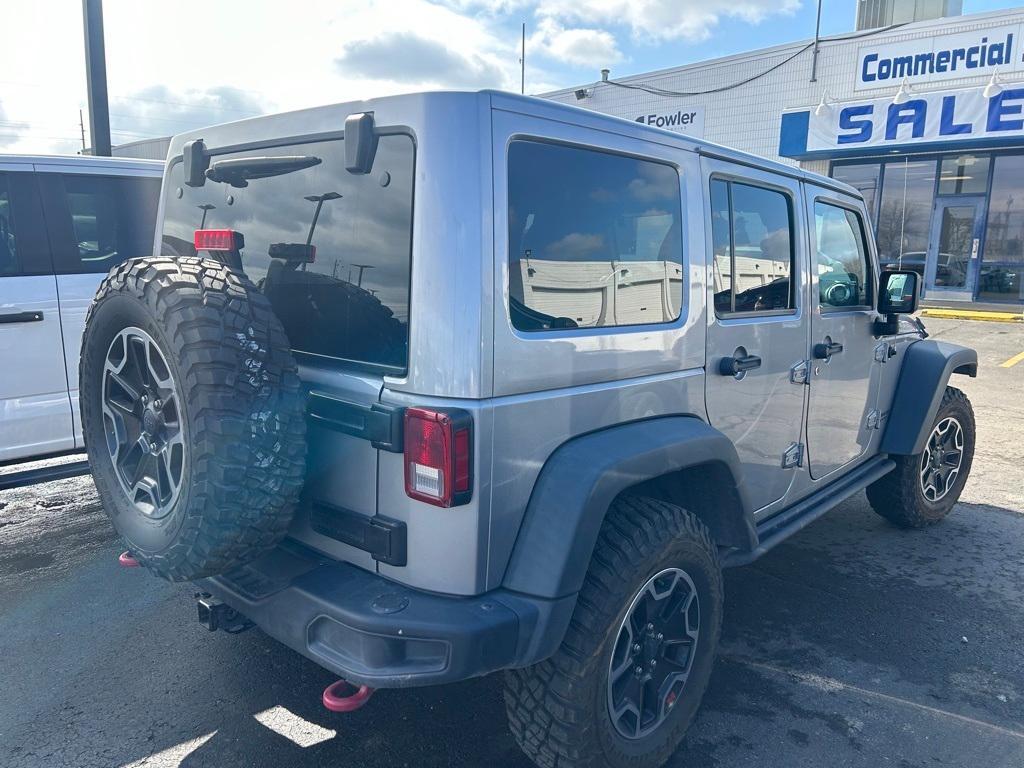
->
xmin=545 ymin=2 xmax=1024 ymax=307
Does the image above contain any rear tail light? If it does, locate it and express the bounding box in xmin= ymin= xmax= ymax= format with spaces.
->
xmin=194 ymin=228 xmax=244 ymax=252
xmin=404 ymin=407 xmax=472 ymax=507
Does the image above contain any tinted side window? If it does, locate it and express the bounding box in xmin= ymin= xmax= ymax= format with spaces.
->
xmin=711 ymin=179 xmax=794 ymax=314
xmin=508 ymin=140 xmax=683 ymax=331
xmin=814 ymin=202 xmax=872 ymax=310
xmin=0 ymin=175 xmax=17 ymax=276
xmin=0 ymin=172 xmax=51 ymax=277
xmin=55 ymin=175 xmax=160 ymax=274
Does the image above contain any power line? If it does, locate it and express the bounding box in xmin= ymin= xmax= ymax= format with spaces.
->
xmin=601 ymin=22 xmax=909 ymax=99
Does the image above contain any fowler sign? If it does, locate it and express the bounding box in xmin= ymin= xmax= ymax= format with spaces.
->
xmin=633 ymin=106 xmax=705 ymax=137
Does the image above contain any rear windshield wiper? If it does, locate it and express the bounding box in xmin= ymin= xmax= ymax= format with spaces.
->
xmin=205 ymin=155 xmax=322 ymax=187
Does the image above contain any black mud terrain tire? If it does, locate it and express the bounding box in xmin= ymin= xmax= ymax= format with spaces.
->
xmin=80 ymin=257 xmax=306 ymax=581
xmin=504 ymin=497 xmax=723 ymax=768
xmin=867 ymin=386 xmax=975 ymax=528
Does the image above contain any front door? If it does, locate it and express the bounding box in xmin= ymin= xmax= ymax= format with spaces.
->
xmin=703 ymin=161 xmax=808 ymax=515
xmin=805 ymin=190 xmax=880 ymax=480
xmin=925 ymin=197 xmax=984 ymax=302
xmin=0 ymin=168 xmax=74 ymax=462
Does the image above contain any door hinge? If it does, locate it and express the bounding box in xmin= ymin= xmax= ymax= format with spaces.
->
xmin=866 ymin=409 xmax=881 ymax=430
xmin=790 ymin=360 xmax=810 ymax=385
xmin=782 ymin=442 xmax=804 ymax=469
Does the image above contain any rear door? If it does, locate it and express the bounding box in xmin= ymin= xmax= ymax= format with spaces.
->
xmin=157 ymin=132 xmax=415 ymax=570
xmin=0 ymin=167 xmax=74 ymax=462
xmin=803 ymin=187 xmax=881 ymax=479
xmin=701 ymin=158 xmax=809 ymax=516
xmin=36 ymin=167 xmax=161 ymax=448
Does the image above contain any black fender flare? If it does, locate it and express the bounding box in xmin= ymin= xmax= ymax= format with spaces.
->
xmin=501 ymin=416 xmax=755 ymax=600
xmin=881 ymin=339 xmax=977 ymax=456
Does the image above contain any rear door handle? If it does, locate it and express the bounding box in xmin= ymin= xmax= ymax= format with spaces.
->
xmin=0 ymin=311 xmax=44 ymax=324
xmin=813 ymin=341 xmax=844 ymax=359
xmin=719 ymin=354 xmax=762 ymax=376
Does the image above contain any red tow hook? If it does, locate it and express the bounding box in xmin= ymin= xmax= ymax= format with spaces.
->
xmin=118 ymin=551 xmax=140 ymax=568
xmin=322 ymin=679 xmax=375 ymax=713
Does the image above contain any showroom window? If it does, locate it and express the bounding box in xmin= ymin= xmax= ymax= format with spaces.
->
xmin=831 ymin=163 xmax=880 ymax=224
xmin=981 ymin=154 xmax=1024 ymax=302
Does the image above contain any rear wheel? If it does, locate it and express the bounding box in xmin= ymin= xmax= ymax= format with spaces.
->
xmin=867 ymin=386 xmax=975 ymax=528
xmin=504 ymin=497 xmax=722 ymax=768
xmin=80 ymin=256 xmax=307 ymax=581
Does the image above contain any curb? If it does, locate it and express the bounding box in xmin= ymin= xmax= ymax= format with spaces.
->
xmin=919 ymin=308 xmax=1023 ymax=323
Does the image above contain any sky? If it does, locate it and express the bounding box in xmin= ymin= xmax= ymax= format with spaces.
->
xmin=0 ymin=0 xmax=1021 ymax=155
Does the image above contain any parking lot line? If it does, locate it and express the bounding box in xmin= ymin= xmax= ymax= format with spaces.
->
xmin=725 ymin=656 xmax=1024 ymax=742
xmin=999 ymin=350 xmax=1024 ymax=368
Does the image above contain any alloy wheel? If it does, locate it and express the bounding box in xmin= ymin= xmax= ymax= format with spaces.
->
xmin=607 ymin=567 xmax=700 ymax=740
xmin=919 ymin=416 xmax=964 ymax=503
xmin=101 ymin=327 xmax=186 ymax=519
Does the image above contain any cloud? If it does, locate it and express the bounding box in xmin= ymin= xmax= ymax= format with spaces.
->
xmin=0 ymin=101 xmax=28 ymax=149
xmin=109 ymin=85 xmax=267 ymax=144
xmin=536 ymin=0 xmax=801 ymax=42
xmin=335 ymin=33 xmax=509 ymax=89
xmin=532 ymin=19 xmax=623 ymax=68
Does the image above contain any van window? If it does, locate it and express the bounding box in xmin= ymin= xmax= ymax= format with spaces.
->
xmin=0 ymin=175 xmax=17 ymax=276
xmin=507 ymin=140 xmax=683 ymax=331
xmin=0 ymin=171 xmax=51 ymax=276
xmin=813 ymin=201 xmax=872 ymax=310
xmin=46 ymin=175 xmax=160 ymax=274
xmin=710 ymin=179 xmax=794 ymax=315
xmin=160 ymin=134 xmax=415 ymax=371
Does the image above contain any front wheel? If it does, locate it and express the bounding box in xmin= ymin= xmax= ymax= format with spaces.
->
xmin=867 ymin=386 xmax=975 ymax=528
xmin=504 ymin=497 xmax=723 ymax=768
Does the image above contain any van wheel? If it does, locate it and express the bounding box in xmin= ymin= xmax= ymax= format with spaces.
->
xmin=504 ymin=497 xmax=722 ymax=768
xmin=80 ymin=257 xmax=306 ymax=581
xmin=867 ymin=386 xmax=975 ymax=528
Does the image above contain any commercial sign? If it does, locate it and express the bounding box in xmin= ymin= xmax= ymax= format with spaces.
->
xmin=779 ymin=85 xmax=1024 ymax=159
xmin=633 ymin=105 xmax=705 ymax=137
xmin=855 ymin=24 xmax=1024 ymax=91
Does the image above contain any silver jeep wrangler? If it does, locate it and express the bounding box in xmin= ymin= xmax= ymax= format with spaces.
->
xmin=79 ymin=91 xmax=978 ymax=768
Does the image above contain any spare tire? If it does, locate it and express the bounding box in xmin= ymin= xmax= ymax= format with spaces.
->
xmin=80 ymin=256 xmax=307 ymax=581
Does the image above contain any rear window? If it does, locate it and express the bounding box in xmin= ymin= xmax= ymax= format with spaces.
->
xmin=160 ymin=134 xmax=415 ymax=371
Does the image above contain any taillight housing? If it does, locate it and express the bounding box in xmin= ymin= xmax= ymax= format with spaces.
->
xmin=404 ymin=407 xmax=473 ymax=507
xmin=194 ymin=228 xmax=244 ymax=252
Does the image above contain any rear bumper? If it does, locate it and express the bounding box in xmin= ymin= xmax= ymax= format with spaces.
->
xmin=199 ymin=542 xmax=576 ymax=689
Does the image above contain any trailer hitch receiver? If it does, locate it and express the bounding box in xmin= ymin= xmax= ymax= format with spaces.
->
xmin=196 ymin=593 xmax=253 ymax=634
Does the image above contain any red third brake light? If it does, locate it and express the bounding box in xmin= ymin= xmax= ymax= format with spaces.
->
xmin=404 ymin=407 xmax=473 ymax=507
xmin=194 ymin=228 xmax=244 ymax=252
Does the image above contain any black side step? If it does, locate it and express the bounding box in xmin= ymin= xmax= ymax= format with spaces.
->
xmin=0 ymin=457 xmax=91 ymax=491
xmin=721 ymin=455 xmax=895 ymax=568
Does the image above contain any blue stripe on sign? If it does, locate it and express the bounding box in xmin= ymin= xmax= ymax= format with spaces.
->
xmin=779 ymin=111 xmax=810 ymax=159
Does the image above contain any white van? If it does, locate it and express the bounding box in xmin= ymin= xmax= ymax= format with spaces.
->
xmin=0 ymin=154 xmax=162 ymax=466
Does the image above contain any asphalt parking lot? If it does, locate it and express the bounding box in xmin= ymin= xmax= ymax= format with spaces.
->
xmin=1 ymin=316 xmax=1022 ymax=768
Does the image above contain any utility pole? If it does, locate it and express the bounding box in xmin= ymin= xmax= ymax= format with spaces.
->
xmin=82 ymin=0 xmax=111 ymax=156
xmin=520 ymin=22 xmax=526 ymax=94
xmin=810 ymin=0 xmax=823 ymax=82
xmin=78 ymin=109 xmax=87 ymax=153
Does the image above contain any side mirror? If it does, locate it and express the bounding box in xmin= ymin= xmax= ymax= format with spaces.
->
xmin=874 ymin=269 xmax=919 ymax=335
